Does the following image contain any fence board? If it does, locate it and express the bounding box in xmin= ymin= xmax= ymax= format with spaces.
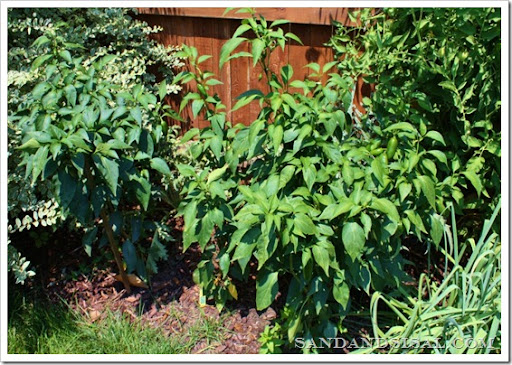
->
xmin=137 ymin=7 xmax=359 ymax=26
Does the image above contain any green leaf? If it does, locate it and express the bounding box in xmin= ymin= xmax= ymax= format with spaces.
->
xmin=405 ymin=210 xmax=427 ymax=234
xmin=256 ymin=271 xmax=279 ymax=310
xmin=342 ymin=162 xmax=355 ymax=186
xmin=424 ymin=130 xmax=446 ymax=145
xmin=181 ymin=128 xmax=200 ymax=143
xmin=427 ymin=150 xmax=448 ymax=165
xmin=197 ymin=54 xmax=212 ymax=64
xmin=293 ymin=213 xmax=317 ymax=236
xmin=439 ymin=80 xmax=457 ymax=92
xmin=279 ymin=165 xmax=295 ymax=189
xmin=342 ymin=222 xmax=365 ymax=260
xmin=370 ymin=198 xmax=400 ymax=223
xmin=303 ymin=165 xmax=316 ymax=191
xmin=399 ymin=182 xmax=413 ymax=202
xmin=133 ymin=175 xmax=151 ymax=211
xmin=191 ymin=99 xmax=204 ymax=118
xmin=262 ymin=175 xmax=280 ymax=197
xmin=58 ymin=169 xmax=77 ymax=208
xmin=383 ymin=122 xmax=418 ymax=134
xmin=232 ymin=23 xmax=251 ymax=39
xmin=17 ymin=138 xmax=41 ymax=150
xmin=285 ymin=32 xmax=303 ymax=45
xmin=251 ymin=38 xmax=265 ymax=66
xmin=322 ymin=60 xmax=338 ymax=73
xmin=198 ymin=212 xmax=214 ymax=249
xmin=66 ymin=134 xmax=91 ymax=152
xmin=32 ymin=35 xmax=50 ymax=48
xmin=31 ymin=54 xmax=53 ymax=71
xmin=318 ymin=200 xmax=353 ymax=220
xmin=232 ymin=90 xmax=263 ymax=112
xmin=64 ymin=85 xmax=77 ymax=106
xmin=207 ymin=164 xmax=229 ymax=184
xmin=232 ymin=95 xmax=258 ymax=112
xmin=463 ymin=170 xmax=483 ymax=197
xmin=248 ymin=119 xmax=265 ymax=150
xmin=270 ymin=19 xmax=290 ymax=28
xmin=312 ymin=244 xmax=330 ymax=276
xmin=360 ymin=213 xmax=372 ymax=238
xmin=58 ymin=50 xmax=72 ymax=63
xmin=219 ymin=37 xmax=247 ymax=69
xmin=273 ymin=124 xmax=283 ymax=152
xmin=130 ymin=107 xmax=142 ymax=124
xmin=31 ymin=145 xmax=49 ymax=184
xmin=333 ymin=271 xmax=350 ymax=309
xmin=205 ymin=78 xmax=223 ymax=86
xmin=122 ymin=239 xmax=137 ymax=273
xmin=417 ymin=175 xmax=436 ymax=208
xmin=158 ymin=80 xmax=167 ymax=100
xmin=304 ymin=63 xmax=320 ymax=73
xmin=97 ymin=156 xmax=119 ymax=196
xmin=111 ymin=106 xmax=127 ymax=121
xmin=430 ymin=214 xmax=444 ymax=246
xmin=150 ymin=157 xmax=172 ymax=177
xmin=177 ymin=163 xmax=196 ymax=177
xmin=370 ymin=156 xmax=385 ymax=185
xmin=32 ymin=82 xmax=52 ymax=99
xmin=82 ymin=227 xmax=98 ymax=257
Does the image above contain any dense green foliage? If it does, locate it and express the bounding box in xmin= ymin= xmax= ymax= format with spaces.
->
xmin=8 ymin=8 xmax=184 ymax=284
xmin=7 ymin=6 xmax=501 ymax=355
xmin=12 ymin=31 xmax=177 ymax=290
xmin=175 ymin=9 xmax=455 ymax=350
xmin=330 ymin=8 xmax=501 ymax=236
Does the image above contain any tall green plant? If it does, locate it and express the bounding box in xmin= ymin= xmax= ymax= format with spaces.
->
xmin=13 ymin=33 xmax=174 ymax=292
xmin=174 ymin=9 xmax=450 ymax=350
xmin=330 ymin=8 xmax=501 ymax=237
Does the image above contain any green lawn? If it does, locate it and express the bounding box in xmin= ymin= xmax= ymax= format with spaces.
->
xmin=8 ymin=291 xmax=228 ymax=354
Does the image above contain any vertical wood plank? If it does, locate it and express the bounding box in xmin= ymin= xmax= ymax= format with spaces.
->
xmin=193 ymin=18 xmax=216 ymax=129
xmin=248 ymin=58 xmax=265 ymax=124
xmin=218 ymin=19 xmax=233 ymax=120
xmin=288 ymin=23 xmax=312 ymax=93
xmin=230 ymin=39 xmax=251 ymax=125
xmin=309 ymin=23 xmax=334 ymax=85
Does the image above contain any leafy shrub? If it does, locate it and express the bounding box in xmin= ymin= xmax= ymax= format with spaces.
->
xmin=175 ymin=9 xmax=449 ymax=350
xmin=8 ymin=8 xmax=184 ymax=282
xmin=13 ymin=32 xmax=178 ymax=292
xmin=8 ymin=240 xmax=36 ymax=285
xmin=329 ymin=8 xmax=501 ymax=236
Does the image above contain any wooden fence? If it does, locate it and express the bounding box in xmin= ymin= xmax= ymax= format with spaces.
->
xmin=136 ymin=8 xmax=371 ymax=129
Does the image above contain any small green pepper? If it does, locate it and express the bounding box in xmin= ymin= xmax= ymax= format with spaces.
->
xmin=386 ymin=136 xmax=398 ymax=160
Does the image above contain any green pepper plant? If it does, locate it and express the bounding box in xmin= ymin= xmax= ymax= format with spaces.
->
xmin=174 ymin=9 xmax=452 ymax=350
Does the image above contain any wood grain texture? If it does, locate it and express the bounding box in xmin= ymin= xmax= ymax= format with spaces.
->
xmin=137 ymin=7 xmax=360 ymax=26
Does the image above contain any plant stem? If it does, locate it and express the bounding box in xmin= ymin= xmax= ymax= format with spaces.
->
xmin=84 ymin=157 xmax=131 ymax=294
xmin=100 ymin=209 xmax=132 ymax=294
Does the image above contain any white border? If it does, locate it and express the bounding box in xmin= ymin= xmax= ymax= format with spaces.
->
xmin=1 ymin=1 xmax=509 ymax=363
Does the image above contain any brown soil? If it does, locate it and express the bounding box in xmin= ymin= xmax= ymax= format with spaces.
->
xmin=14 ymin=221 xmax=447 ymax=354
xmin=41 ymin=218 xmax=277 ymax=354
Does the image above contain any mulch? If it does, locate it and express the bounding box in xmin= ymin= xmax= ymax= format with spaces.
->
xmin=43 ymin=219 xmax=277 ymax=354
